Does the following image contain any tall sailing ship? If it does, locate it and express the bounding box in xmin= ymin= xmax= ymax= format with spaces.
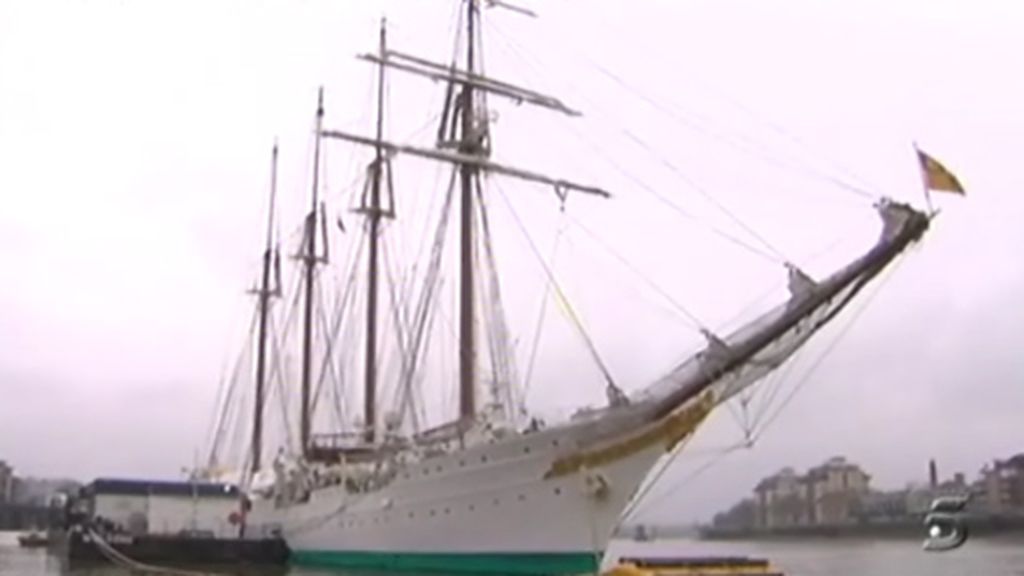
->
xmin=197 ymin=1 xmax=959 ymax=574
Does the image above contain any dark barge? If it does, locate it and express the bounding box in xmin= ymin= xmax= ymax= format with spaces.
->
xmin=52 ymin=477 xmax=289 ymax=569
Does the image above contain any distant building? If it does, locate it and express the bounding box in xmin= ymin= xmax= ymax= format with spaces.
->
xmin=0 ymin=461 xmax=13 ymax=504
xmin=857 ymin=489 xmax=909 ymax=520
xmin=978 ymin=453 xmax=1024 ymax=513
xmin=803 ymin=456 xmax=871 ymax=525
xmin=11 ymin=476 xmax=81 ymax=506
xmin=754 ymin=467 xmax=805 ymax=528
xmin=711 ymin=455 xmax=1017 ymax=533
xmin=905 ymin=469 xmax=969 ymax=514
xmin=752 ymin=457 xmax=871 ymax=528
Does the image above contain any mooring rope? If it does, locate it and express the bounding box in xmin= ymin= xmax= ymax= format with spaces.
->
xmin=85 ymin=528 xmax=226 ymax=576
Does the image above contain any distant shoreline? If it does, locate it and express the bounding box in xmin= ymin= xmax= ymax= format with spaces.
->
xmin=697 ymin=514 xmax=1024 ymax=541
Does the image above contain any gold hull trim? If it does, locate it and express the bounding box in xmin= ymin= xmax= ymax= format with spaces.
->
xmin=543 ymin=391 xmax=715 ymax=479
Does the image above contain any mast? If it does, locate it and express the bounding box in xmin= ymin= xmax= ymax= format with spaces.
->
xmin=363 ymin=19 xmax=387 ymax=443
xmin=320 ymin=0 xmax=609 ymax=430
xmin=458 ymin=0 xmax=478 ymax=421
xmin=251 ymin=142 xmax=279 ymax=474
xmin=301 ymin=88 xmax=325 ymax=457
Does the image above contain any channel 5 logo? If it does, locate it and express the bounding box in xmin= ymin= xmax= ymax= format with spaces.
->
xmin=922 ymin=494 xmax=971 ymax=552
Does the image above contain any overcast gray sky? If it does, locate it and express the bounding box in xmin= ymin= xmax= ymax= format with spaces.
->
xmin=1 ymin=0 xmax=1022 ymax=524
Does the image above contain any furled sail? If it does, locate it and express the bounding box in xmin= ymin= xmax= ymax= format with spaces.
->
xmin=639 ymin=199 xmax=930 ymax=419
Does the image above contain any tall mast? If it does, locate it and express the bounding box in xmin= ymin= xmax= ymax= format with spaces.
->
xmin=363 ymin=19 xmax=387 ymax=443
xmin=458 ymin=0 xmax=478 ymax=421
xmin=301 ymin=88 xmax=325 ymax=457
xmin=320 ymin=0 xmax=611 ymax=430
xmin=251 ymin=142 xmax=279 ymax=474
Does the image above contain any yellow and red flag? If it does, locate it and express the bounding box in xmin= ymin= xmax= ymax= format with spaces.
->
xmin=917 ymin=148 xmax=965 ymax=195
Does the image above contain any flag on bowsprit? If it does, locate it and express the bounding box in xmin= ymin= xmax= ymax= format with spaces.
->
xmin=916 ymin=148 xmax=965 ymax=195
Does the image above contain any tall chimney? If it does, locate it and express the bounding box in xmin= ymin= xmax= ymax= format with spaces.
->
xmin=929 ymin=458 xmax=938 ymax=489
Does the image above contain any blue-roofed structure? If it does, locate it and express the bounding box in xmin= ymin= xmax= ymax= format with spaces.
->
xmin=84 ymin=478 xmax=240 ymax=499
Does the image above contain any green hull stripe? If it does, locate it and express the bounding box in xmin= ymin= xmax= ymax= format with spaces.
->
xmin=291 ymin=549 xmax=601 ymax=575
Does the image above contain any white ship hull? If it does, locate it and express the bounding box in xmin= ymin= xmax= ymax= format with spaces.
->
xmin=248 ymin=395 xmax=715 ymax=575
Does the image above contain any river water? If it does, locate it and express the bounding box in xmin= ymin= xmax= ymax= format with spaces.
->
xmin=2 ymin=531 xmax=1022 ymax=576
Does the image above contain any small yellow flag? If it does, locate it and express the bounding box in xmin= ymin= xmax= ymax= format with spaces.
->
xmin=917 ymin=149 xmax=965 ymax=195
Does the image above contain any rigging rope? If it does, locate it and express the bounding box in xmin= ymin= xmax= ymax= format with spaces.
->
xmin=521 ymin=212 xmax=567 ymax=407
xmin=622 ymin=256 xmax=901 ymax=520
xmin=475 ymin=198 xmax=503 ymax=415
xmin=525 ymin=3 xmax=881 ymax=204
xmin=223 ymin=348 xmax=255 ymax=476
xmin=745 ymin=345 xmax=804 ymax=435
xmin=628 ymin=441 xmax=752 ymax=521
xmin=403 ymin=152 xmax=452 ymax=284
xmin=382 ymin=235 xmax=426 ymax=434
xmin=262 ymin=313 xmax=295 ymax=462
xmin=266 ymin=269 xmax=306 ymax=456
xmin=201 ymin=346 xmax=237 ymax=470
xmin=617 ymin=432 xmax=700 ymax=524
xmin=561 ymin=116 xmax=782 ymax=264
xmin=493 ymin=179 xmax=622 ymax=397
xmin=205 ymin=306 xmax=259 ymax=470
xmin=475 ymin=177 xmax=521 ymax=420
xmin=313 ymin=275 xmax=348 ymax=431
xmin=310 ymin=230 xmax=366 ymax=424
xmin=592 ymin=59 xmax=877 ymax=206
xmin=724 ymin=394 xmax=754 ymax=445
xmin=259 ymin=316 xmax=291 ymax=459
xmin=566 ymin=0 xmax=885 ymax=199
xmin=484 ymin=21 xmax=786 ymax=265
xmin=616 ymin=127 xmax=792 ymax=264
xmin=567 ymin=213 xmax=706 ymax=330
xmin=398 ymin=169 xmax=459 ymax=432
xmin=752 ymin=259 xmax=899 ymax=435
